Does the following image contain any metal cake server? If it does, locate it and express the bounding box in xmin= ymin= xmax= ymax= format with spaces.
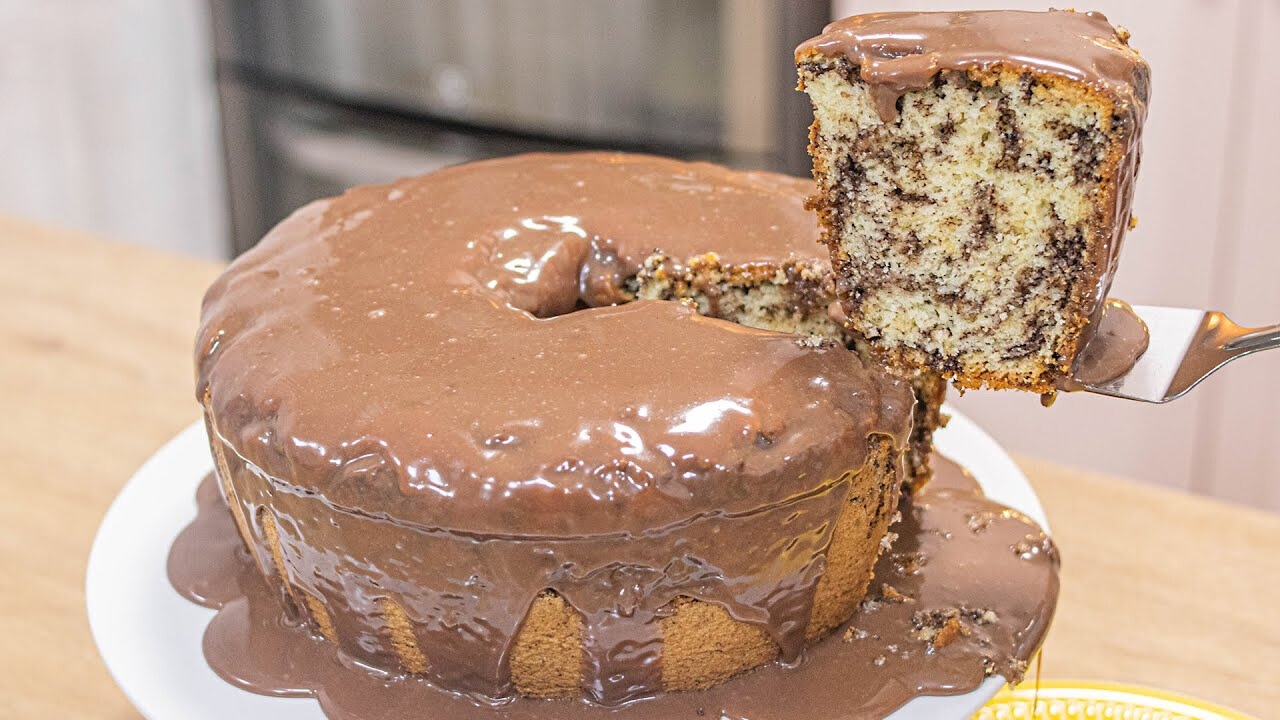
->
xmin=1073 ymin=306 xmax=1280 ymax=403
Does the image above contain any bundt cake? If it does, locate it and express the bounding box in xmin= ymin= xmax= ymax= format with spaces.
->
xmin=196 ymin=153 xmax=917 ymax=705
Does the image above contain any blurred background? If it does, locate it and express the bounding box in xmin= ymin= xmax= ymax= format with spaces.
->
xmin=1 ymin=0 xmax=1276 ymax=510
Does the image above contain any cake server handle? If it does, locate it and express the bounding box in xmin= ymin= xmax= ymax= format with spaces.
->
xmin=1223 ymin=323 xmax=1280 ymax=352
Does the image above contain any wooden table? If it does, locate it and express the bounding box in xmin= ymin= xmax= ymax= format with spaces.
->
xmin=2 ymin=215 xmax=1276 ymax=719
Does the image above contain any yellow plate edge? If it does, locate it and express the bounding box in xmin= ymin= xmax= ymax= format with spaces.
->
xmin=977 ymin=679 xmax=1260 ymax=720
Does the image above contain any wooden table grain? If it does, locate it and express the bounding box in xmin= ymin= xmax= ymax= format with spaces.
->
xmin=1 ymin=214 xmax=1276 ymax=719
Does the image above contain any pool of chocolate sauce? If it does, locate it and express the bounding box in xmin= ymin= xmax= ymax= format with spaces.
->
xmin=1066 ymin=299 xmax=1151 ymax=387
xmin=168 ymin=456 xmax=1058 ymax=719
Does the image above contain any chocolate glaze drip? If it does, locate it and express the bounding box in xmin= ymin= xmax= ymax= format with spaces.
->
xmin=1062 ymin=299 xmax=1150 ymax=388
xmin=170 ymin=455 xmax=1058 ymax=719
xmin=195 ymin=153 xmax=916 ymax=704
xmin=796 ymin=10 xmax=1149 ymax=124
xmin=206 ymin=397 xmax=868 ymax=705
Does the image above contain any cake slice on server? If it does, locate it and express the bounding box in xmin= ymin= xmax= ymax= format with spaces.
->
xmin=796 ymin=10 xmax=1150 ymax=393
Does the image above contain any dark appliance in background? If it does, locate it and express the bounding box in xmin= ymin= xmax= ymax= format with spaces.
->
xmin=209 ymin=1 xmax=831 ymax=254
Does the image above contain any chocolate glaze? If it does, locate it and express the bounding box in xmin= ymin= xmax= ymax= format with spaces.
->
xmin=796 ymin=10 xmax=1149 ymax=125
xmin=197 ymin=153 xmax=909 ymax=536
xmin=797 ymin=10 xmax=1150 ymax=378
xmin=195 ymin=153 xmax=917 ymax=704
xmin=170 ymin=455 xmax=1059 ymax=719
xmin=1063 ymin=299 xmax=1150 ymax=388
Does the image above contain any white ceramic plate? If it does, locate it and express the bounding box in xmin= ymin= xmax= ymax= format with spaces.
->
xmin=87 ymin=408 xmax=1049 ymax=720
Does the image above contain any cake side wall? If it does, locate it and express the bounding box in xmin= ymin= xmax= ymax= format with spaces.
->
xmin=204 ymin=425 xmax=904 ymax=701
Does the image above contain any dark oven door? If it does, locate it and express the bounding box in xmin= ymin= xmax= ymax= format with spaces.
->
xmin=220 ymin=82 xmax=603 ymax=254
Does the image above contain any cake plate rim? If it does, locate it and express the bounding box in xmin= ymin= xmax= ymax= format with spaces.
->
xmin=86 ymin=407 xmax=1047 ymax=720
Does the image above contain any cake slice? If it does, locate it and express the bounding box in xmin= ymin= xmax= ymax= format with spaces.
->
xmin=796 ymin=10 xmax=1150 ymax=393
xmin=635 ymin=249 xmax=946 ymax=490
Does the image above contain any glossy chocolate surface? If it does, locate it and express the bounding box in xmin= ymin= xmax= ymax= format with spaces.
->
xmin=197 ymin=153 xmax=912 ymax=537
xmin=170 ymin=456 xmax=1059 ymax=719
